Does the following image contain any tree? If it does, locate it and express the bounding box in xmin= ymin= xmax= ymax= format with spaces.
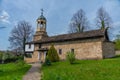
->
xmin=9 ymin=21 xmax=34 ymax=56
xmin=115 ymin=34 xmax=120 ymax=50
xmin=47 ymin=44 xmax=59 ymax=62
xmin=96 ymin=7 xmax=112 ymax=29
xmin=68 ymin=9 xmax=89 ymax=33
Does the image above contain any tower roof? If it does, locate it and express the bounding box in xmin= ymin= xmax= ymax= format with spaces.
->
xmin=37 ymin=9 xmax=46 ymax=20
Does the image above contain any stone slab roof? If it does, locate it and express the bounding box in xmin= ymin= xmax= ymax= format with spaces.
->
xmin=26 ymin=29 xmax=106 ymax=44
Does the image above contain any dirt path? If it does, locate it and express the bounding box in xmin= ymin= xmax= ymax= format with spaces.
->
xmin=23 ymin=63 xmax=41 ymax=80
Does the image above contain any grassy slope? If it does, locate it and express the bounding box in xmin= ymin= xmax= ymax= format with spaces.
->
xmin=42 ymin=57 xmax=120 ymax=80
xmin=0 ymin=62 xmax=31 ymax=80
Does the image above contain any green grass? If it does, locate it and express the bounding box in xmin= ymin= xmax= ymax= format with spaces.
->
xmin=0 ymin=62 xmax=31 ymax=80
xmin=42 ymin=56 xmax=120 ymax=80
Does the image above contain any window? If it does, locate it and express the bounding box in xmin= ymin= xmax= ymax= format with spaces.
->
xmin=29 ymin=44 xmax=31 ymax=49
xmin=39 ymin=44 xmax=41 ymax=49
xmin=26 ymin=53 xmax=32 ymax=58
xmin=59 ymin=49 xmax=62 ymax=55
xmin=41 ymin=21 xmax=43 ymax=24
xmin=71 ymin=49 xmax=74 ymax=53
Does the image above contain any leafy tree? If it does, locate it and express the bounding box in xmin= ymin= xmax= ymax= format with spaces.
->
xmin=9 ymin=21 xmax=34 ymax=56
xmin=69 ymin=9 xmax=89 ymax=33
xmin=47 ymin=44 xmax=59 ymax=62
xmin=95 ymin=7 xmax=112 ymax=29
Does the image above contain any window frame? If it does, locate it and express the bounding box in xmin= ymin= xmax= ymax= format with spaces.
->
xmin=71 ymin=49 xmax=74 ymax=53
xmin=28 ymin=44 xmax=31 ymax=49
xmin=59 ymin=49 xmax=62 ymax=55
xmin=39 ymin=44 xmax=41 ymax=49
xmin=26 ymin=53 xmax=33 ymax=58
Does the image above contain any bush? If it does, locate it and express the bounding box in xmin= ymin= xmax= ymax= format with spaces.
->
xmin=0 ymin=53 xmax=3 ymax=59
xmin=66 ymin=51 xmax=75 ymax=64
xmin=16 ymin=60 xmax=26 ymax=67
xmin=47 ymin=44 xmax=59 ymax=62
xmin=0 ymin=53 xmax=3 ymax=62
xmin=17 ymin=55 xmax=24 ymax=60
xmin=0 ymin=51 xmax=24 ymax=64
xmin=44 ymin=56 xmax=51 ymax=66
xmin=115 ymin=39 xmax=120 ymax=50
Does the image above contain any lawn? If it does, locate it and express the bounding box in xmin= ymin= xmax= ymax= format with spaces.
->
xmin=42 ymin=56 xmax=120 ymax=80
xmin=0 ymin=62 xmax=31 ymax=80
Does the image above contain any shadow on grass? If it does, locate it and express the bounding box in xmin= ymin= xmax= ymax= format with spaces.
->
xmin=112 ymin=55 xmax=120 ymax=58
xmin=104 ymin=55 xmax=120 ymax=60
xmin=67 ymin=60 xmax=81 ymax=65
xmin=71 ymin=63 xmax=80 ymax=65
xmin=0 ymin=70 xmax=3 ymax=72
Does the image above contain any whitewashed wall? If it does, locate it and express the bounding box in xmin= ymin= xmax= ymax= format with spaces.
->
xmin=25 ymin=44 xmax=34 ymax=52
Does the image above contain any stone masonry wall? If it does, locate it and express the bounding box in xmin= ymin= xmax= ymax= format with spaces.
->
xmin=25 ymin=51 xmax=39 ymax=63
xmin=102 ymin=42 xmax=115 ymax=58
xmin=42 ymin=40 xmax=103 ymax=60
xmin=25 ymin=38 xmax=113 ymax=63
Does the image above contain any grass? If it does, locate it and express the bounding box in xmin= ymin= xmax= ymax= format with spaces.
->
xmin=42 ymin=56 xmax=120 ymax=80
xmin=0 ymin=62 xmax=31 ymax=80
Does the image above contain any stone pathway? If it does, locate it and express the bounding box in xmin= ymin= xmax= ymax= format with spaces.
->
xmin=23 ymin=63 xmax=41 ymax=80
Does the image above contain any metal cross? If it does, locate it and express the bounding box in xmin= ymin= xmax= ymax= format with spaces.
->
xmin=41 ymin=9 xmax=44 ymax=15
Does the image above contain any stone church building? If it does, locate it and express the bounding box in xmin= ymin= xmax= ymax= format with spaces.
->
xmin=25 ymin=11 xmax=115 ymax=63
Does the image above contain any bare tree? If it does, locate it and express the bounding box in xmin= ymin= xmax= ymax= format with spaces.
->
xmin=9 ymin=21 xmax=34 ymax=56
xmin=68 ymin=9 xmax=89 ymax=33
xmin=96 ymin=7 xmax=112 ymax=29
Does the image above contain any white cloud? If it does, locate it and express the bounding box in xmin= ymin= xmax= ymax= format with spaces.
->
xmin=0 ymin=10 xmax=10 ymax=24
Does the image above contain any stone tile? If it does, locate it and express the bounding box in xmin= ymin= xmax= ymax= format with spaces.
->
xmin=23 ymin=63 xmax=41 ymax=80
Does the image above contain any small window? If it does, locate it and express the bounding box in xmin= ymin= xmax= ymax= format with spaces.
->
xmin=39 ymin=44 xmax=41 ymax=48
xmin=41 ymin=21 xmax=43 ymax=24
xmin=59 ymin=49 xmax=62 ymax=55
xmin=71 ymin=49 xmax=74 ymax=53
xmin=26 ymin=53 xmax=32 ymax=58
xmin=29 ymin=44 xmax=31 ymax=49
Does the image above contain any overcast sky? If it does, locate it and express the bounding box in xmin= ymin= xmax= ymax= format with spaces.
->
xmin=0 ymin=0 xmax=120 ymax=50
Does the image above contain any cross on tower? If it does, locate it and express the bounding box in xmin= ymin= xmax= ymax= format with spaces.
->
xmin=41 ymin=9 xmax=44 ymax=15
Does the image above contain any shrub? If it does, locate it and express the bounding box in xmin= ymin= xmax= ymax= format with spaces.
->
xmin=0 ymin=53 xmax=3 ymax=59
xmin=1 ymin=53 xmax=8 ymax=64
xmin=66 ymin=51 xmax=75 ymax=64
xmin=47 ymin=44 xmax=59 ymax=62
xmin=44 ymin=56 xmax=51 ymax=66
xmin=17 ymin=55 xmax=24 ymax=60
xmin=0 ymin=53 xmax=3 ymax=63
xmin=0 ymin=51 xmax=24 ymax=64
xmin=115 ymin=39 xmax=120 ymax=50
xmin=16 ymin=60 xmax=26 ymax=67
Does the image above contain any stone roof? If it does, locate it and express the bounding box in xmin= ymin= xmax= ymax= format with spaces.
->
xmin=27 ymin=29 xmax=107 ymax=44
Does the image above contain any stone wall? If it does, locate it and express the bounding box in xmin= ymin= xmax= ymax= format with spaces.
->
xmin=25 ymin=38 xmax=115 ymax=63
xmin=25 ymin=51 xmax=39 ymax=63
xmin=102 ymin=42 xmax=115 ymax=58
xmin=42 ymin=40 xmax=103 ymax=60
xmin=116 ymin=50 xmax=120 ymax=55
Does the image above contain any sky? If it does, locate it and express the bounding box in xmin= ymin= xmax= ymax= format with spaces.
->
xmin=0 ymin=0 xmax=120 ymax=50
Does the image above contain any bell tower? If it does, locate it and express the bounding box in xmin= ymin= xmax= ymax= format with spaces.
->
xmin=33 ymin=9 xmax=48 ymax=41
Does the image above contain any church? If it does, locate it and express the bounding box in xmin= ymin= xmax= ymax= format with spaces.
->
xmin=25 ymin=10 xmax=115 ymax=63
